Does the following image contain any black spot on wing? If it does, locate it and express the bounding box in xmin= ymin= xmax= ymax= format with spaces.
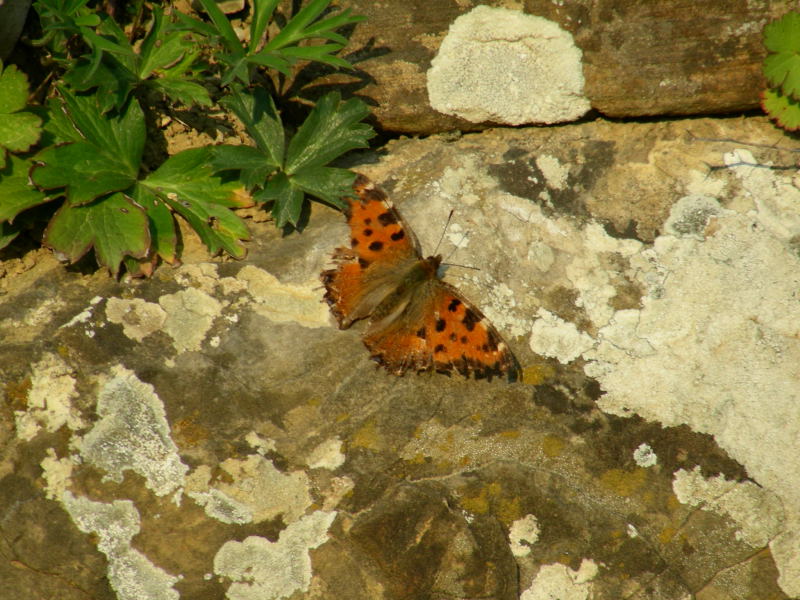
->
xmin=390 ymin=230 xmax=405 ymax=241
xmin=378 ymin=211 xmax=398 ymax=225
xmin=435 ymin=318 xmax=446 ymax=332
xmin=448 ymin=298 xmax=461 ymax=312
xmin=434 ymin=344 xmax=446 ymax=353
xmin=462 ymin=308 xmax=480 ymax=331
xmin=416 ymin=327 xmax=427 ymax=339
xmin=486 ymin=330 xmax=500 ymax=351
xmin=363 ymin=228 xmax=373 ymax=237
xmin=369 ymin=241 xmax=383 ymax=251
xmin=358 ymin=257 xmax=370 ymax=269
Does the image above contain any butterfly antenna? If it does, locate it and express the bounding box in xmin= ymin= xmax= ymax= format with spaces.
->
xmin=433 ymin=209 xmax=455 ymax=256
xmin=442 ymin=226 xmax=471 ymax=265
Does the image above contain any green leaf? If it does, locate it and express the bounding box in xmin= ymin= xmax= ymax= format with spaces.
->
xmin=140 ymin=147 xmax=251 ymax=258
xmin=0 ymin=62 xmax=42 ymax=167
xmin=211 ymin=144 xmax=277 ymax=189
xmin=764 ymin=12 xmax=800 ymax=97
xmin=265 ymin=0 xmax=334 ymax=51
xmin=289 ymin=166 xmax=352 ymax=209
xmin=196 ymin=0 xmax=245 ymax=53
xmin=278 ymin=43 xmax=351 ymax=69
xmin=32 ymin=89 xmax=144 ymax=205
xmin=220 ymin=86 xmax=284 ymax=167
xmin=0 ymin=220 xmax=21 ymax=250
xmin=0 ymin=155 xmax=49 ymax=222
xmin=250 ymin=0 xmax=281 ymax=52
xmin=130 ymin=185 xmax=178 ymax=263
xmin=259 ymin=172 xmax=304 ymax=228
xmin=284 ymin=92 xmax=373 ymax=174
xmin=44 ymin=192 xmax=150 ymax=275
xmin=150 ymin=78 xmax=212 ymax=107
xmin=245 ymin=52 xmax=292 ymax=76
xmin=762 ymin=87 xmax=800 ymax=130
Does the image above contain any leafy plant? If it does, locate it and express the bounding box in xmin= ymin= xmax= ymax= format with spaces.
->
xmin=213 ymin=86 xmax=372 ymax=228
xmin=35 ymin=1 xmax=210 ymax=112
xmin=0 ymin=0 xmax=373 ymax=275
xmin=179 ymin=0 xmax=364 ymax=86
xmin=29 ymin=88 xmax=250 ymax=275
xmin=0 ymin=62 xmax=47 ymax=249
xmin=763 ymin=11 xmax=800 ymax=130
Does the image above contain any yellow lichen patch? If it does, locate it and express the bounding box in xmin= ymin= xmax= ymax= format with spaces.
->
xmin=496 ymin=496 xmax=523 ymax=526
xmin=172 ymin=418 xmax=210 ymax=448
xmin=666 ymin=493 xmax=682 ymax=512
xmin=459 ymin=482 xmax=499 ymax=515
xmin=659 ymin=526 xmax=677 ymax=545
xmin=459 ymin=482 xmax=522 ymax=525
xmin=498 ymin=429 xmax=520 ymax=439
xmin=522 ymin=363 xmax=556 ymax=385
xmin=405 ymin=452 xmax=427 ymax=465
xmin=599 ymin=468 xmax=648 ymax=497
xmin=350 ymin=420 xmax=381 ymax=450
xmin=541 ymin=435 xmax=565 ymax=458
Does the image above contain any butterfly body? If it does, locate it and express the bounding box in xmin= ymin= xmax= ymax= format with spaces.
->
xmin=321 ymin=175 xmax=520 ymax=381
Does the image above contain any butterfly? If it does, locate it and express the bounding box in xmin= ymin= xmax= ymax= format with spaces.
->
xmin=321 ymin=174 xmax=521 ymax=382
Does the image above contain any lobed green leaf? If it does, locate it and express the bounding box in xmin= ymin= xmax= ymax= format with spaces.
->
xmin=32 ymin=89 xmax=144 ymax=205
xmin=289 ymin=166 xmax=352 ymax=209
xmin=257 ymin=171 xmax=304 ymax=228
xmin=0 ymin=156 xmax=49 ymax=222
xmin=220 ymin=86 xmax=285 ymax=167
xmin=284 ymin=92 xmax=373 ymax=174
xmin=141 ymin=147 xmax=251 ymax=258
xmin=762 ymin=87 xmax=800 ymax=130
xmin=0 ymin=63 xmax=42 ymax=165
xmin=43 ymin=192 xmax=150 ymax=275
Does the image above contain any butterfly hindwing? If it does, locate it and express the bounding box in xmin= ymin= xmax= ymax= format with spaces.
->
xmin=363 ymin=280 xmax=520 ymax=381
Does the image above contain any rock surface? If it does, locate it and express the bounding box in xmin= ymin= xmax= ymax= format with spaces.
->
xmin=324 ymin=0 xmax=791 ymax=133
xmin=2 ymin=116 xmax=797 ymax=599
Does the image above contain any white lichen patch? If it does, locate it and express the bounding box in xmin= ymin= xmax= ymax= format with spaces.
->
xmin=509 ymin=514 xmax=541 ymax=557
xmin=536 ymin=155 xmax=570 ymax=191
xmin=190 ymin=488 xmax=254 ymax=525
xmin=633 ymin=443 xmax=657 ymax=468
xmin=14 ymin=353 xmax=84 ymax=441
xmin=106 ymin=297 xmax=168 ymax=342
xmin=673 ymin=467 xmax=784 ymax=548
xmin=214 ymin=510 xmax=337 ymax=600
xmin=173 ymin=263 xmax=248 ymax=297
xmin=583 ymin=163 xmax=800 ymax=596
xmin=663 ymin=195 xmax=729 ymax=241
xmin=208 ymin=454 xmax=312 ymax=524
xmin=427 ymin=6 xmax=590 ymax=124
xmin=159 ymin=287 xmax=223 ymax=352
xmin=237 ymin=265 xmax=329 ymax=328
xmin=305 ymin=438 xmax=345 ymax=470
xmin=74 ymin=366 xmax=188 ymax=496
xmin=521 ymin=559 xmax=598 ymax=600
xmin=245 ymin=431 xmax=277 ymax=455
xmin=60 ymin=295 xmax=104 ymax=329
xmin=529 ymin=308 xmax=595 ymax=363
xmin=40 ymin=448 xmax=75 ymax=500
xmin=62 ymin=492 xmax=179 ymax=600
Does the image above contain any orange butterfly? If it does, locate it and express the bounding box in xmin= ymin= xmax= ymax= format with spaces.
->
xmin=321 ymin=175 xmax=520 ymax=382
